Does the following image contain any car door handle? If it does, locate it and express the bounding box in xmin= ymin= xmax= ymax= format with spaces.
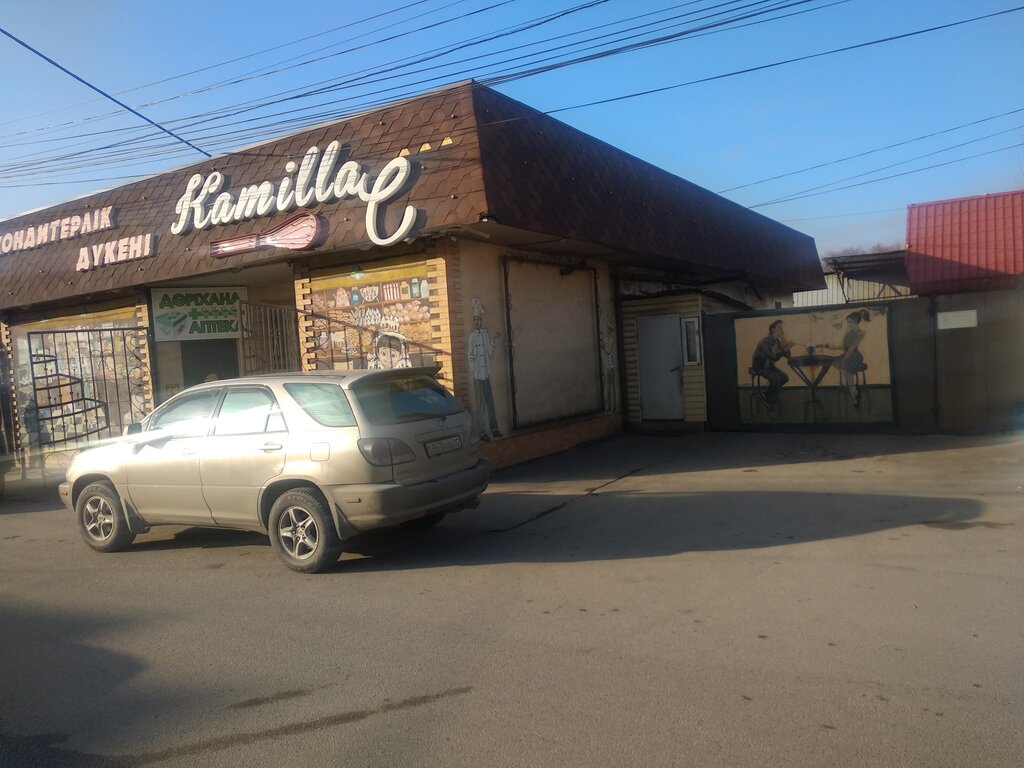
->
xmin=260 ymin=443 xmax=284 ymax=452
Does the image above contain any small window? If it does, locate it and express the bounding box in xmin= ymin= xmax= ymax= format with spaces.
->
xmin=150 ymin=390 xmax=219 ymax=438
xmin=681 ymin=316 xmax=702 ymax=366
xmin=350 ymin=374 xmax=462 ymax=425
xmin=214 ymin=388 xmax=283 ymax=436
xmin=284 ymin=383 xmax=357 ymax=428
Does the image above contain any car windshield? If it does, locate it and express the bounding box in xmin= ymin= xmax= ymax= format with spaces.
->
xmin=284 ymin=383 xmax=357 ymax=427
xmin=349 ymin=373 xmax=463 ymax=425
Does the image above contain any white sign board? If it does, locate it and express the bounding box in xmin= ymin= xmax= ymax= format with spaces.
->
xmin=936 ymin=310 xmax=977 ymax=330
xmin=152 ymin=287 xmax=248 ymax=341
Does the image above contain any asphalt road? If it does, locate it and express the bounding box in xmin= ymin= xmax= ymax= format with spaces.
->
xmin=1 ymin=432 xmax=1022 ymax=768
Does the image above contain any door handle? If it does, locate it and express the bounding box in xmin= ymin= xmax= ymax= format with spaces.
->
xmin=260 ymin=443 xmax=284 ymax=452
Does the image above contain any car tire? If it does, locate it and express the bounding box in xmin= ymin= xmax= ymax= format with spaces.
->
xmin=268 ymin=489 xmax=340 ymax=573
xmin=400 ymin=511 xmax=447 ymax=530
xmin=77 ymin=481 xmax=136 ymax=552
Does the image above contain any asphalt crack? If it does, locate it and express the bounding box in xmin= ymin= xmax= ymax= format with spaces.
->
xmin=483 ymin=465 xmax=649 ymax=534
xmin=117 ymin=687 xmax=472 ymax=765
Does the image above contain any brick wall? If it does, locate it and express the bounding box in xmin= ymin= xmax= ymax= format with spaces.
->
xmin=132 ymin=291 xmax=156 ymax=415
xmin=425 ymin=237 xmax=460 ymax=396
xmin=479 ymin=412 xmax=623 ymax=470
xmin=292 ymin=262 xmax=317 ymax=371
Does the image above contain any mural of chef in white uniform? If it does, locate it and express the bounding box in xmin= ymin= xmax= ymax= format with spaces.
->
xmin=467 ymin=298 xmax=502 ymax=441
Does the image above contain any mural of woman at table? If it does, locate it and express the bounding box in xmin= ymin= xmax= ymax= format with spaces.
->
xmin=822 ymin=309 xmax=871 ymax=408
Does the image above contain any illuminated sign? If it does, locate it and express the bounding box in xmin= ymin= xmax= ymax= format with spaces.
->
xmin=170 ymin=141 xmax=418 ymax=247
xmin=1 ymin=206 xmax=115 ymax=256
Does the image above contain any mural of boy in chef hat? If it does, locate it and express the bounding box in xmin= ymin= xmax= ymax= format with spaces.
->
xmin=368 ymin=318 xmax=412 ymax=369
xmin=467 ymin=298 xmax=502 ymax=441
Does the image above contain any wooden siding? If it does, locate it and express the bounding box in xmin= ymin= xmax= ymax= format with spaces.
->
xmin=621 ymin=294 xmax=706 ymax=425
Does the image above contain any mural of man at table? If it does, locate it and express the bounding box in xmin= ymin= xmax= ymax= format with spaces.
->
xmin=751 ymin=319 xmax=796 ymax=410
xmin=735 ymin=307 xmax=891 ymax=424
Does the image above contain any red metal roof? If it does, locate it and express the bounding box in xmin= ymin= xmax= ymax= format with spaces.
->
xmin=905 ymin=189 xmax=1024 ymax=294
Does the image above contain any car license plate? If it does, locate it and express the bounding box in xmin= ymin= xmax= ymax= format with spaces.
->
xmin=425 ymin=435 xmax=462 ymax=457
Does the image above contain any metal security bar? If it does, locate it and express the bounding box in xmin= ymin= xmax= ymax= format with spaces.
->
xmin=25 ymin=328 xmax=150 ymax=454
xmin=240 ymin=300 xmax=442 ymax=374
xmin=239 ymin=301 xmax=301 ymax=376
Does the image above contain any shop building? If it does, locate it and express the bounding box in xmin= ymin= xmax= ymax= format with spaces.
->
xmin=0 ymin=82 xmax=822 ymax=474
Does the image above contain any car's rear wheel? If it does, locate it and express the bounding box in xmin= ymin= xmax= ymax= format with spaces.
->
xmin=268 ymin=489 xmax=340 ymax=573
xmin=400 ymin=511 xmax=447 ymax=530
xmin=77 ymin=481 xmax=136 ymax=552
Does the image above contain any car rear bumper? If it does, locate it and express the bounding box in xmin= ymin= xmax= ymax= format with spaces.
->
xmin=325 ymin=459 xmax=491 ymax=533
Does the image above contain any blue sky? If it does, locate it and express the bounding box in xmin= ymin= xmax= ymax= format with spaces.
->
xmin=1 ymin=0 xmax=1021 ymax=255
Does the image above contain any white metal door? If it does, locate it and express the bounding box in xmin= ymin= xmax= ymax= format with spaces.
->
xmin=637 ymin=315 xmax=684 ymax=420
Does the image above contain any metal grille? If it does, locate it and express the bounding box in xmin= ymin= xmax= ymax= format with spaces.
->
xmin=240 ymin=301 xmax=301 ymax=375
xmin=241 ymin=300 xmax=442 ymax=373
xmin=25 ymin=328 xmax=149 ymax=452
xmin=303 ymin=308 xmax=441 ymax=371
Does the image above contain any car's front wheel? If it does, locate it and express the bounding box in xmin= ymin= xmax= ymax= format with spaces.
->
xmin=268 ymin=489 xmax=340 ymax=573
xmin=77 ymin=481 xmax=136 ymax=552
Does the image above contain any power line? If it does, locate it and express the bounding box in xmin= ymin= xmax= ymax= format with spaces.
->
xmin=718 ymin=105 xmax=1024 ymax=193
xmin=544 ymin=5 xmax=1024 ymax=113
xmin=0 ymin=0 xmax=443 ymax=131
xmin=0 ymin=26 xmax=211 ymax=159
xmin=0 ymin=0 xmax=833 ymax=176
xmin=750 ymin=141 xmax=1024 ymax=208
xmin=751 ymin=121 xmax=1024 ymax=207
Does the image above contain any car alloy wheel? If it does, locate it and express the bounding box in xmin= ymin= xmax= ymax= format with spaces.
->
xmin=277 ymin=506 xmax=320 ymax=561
xmin=76 ymin=481 xmax=136 ymax=553
xmin=268 ymin=488 xmax=340 ymax=573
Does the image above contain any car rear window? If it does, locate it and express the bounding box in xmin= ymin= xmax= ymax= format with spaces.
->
xmin=349 ymin=374 xmax=463 ymax=425
xmin=283 ymin=383 xmax=357 ymax=427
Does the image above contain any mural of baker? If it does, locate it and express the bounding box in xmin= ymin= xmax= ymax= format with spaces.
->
xmin=467 ymin=298 xmax=503 ymax=441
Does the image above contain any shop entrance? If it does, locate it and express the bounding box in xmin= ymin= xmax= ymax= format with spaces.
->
xmin=636 ymin=315 xmax=685 ymax=420
xmin=181 ymin=339 xmax=239 ymax=387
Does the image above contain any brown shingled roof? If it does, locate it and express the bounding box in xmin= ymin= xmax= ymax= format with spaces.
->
xmin=0 ymin=82 xmax=821 ymax=312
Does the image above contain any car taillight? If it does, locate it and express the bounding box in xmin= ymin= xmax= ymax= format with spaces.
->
xmin=357 ymin=438 xmax=416 ymax=466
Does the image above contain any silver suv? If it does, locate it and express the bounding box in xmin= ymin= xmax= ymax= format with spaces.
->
xmin=59 ymin=367 xmax=490 ymax=572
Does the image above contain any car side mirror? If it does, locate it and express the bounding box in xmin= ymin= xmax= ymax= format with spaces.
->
xmin=124 ymin=423 xmax=143 ymax=435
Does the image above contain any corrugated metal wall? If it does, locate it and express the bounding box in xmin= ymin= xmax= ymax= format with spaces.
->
xmin=621 ymin=294 xmax=706 ymax=426
xmin=934 ymin=287 xmax=1024 ymax=431
xmin=906 ymin=190 xmax=1024 ymax=294
xmin=888 ymin=298 xmax=937 ymax=432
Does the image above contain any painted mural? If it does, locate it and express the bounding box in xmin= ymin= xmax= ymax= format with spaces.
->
xmin=308 ymin=262 xmax=434 ymax=370
xmin=734 ymin=306 xmax=892 ymax=425
xmin=467 ymin=298 xmax=503 ymax=441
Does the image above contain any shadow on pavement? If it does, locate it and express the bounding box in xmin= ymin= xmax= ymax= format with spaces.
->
xmin=333 ymin=489 xmax=985 ymax=573
xmin=492 ymin=432 xmax=1022 ymax=485
xmin=0 ymin=604 xmax=188 ymax=768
